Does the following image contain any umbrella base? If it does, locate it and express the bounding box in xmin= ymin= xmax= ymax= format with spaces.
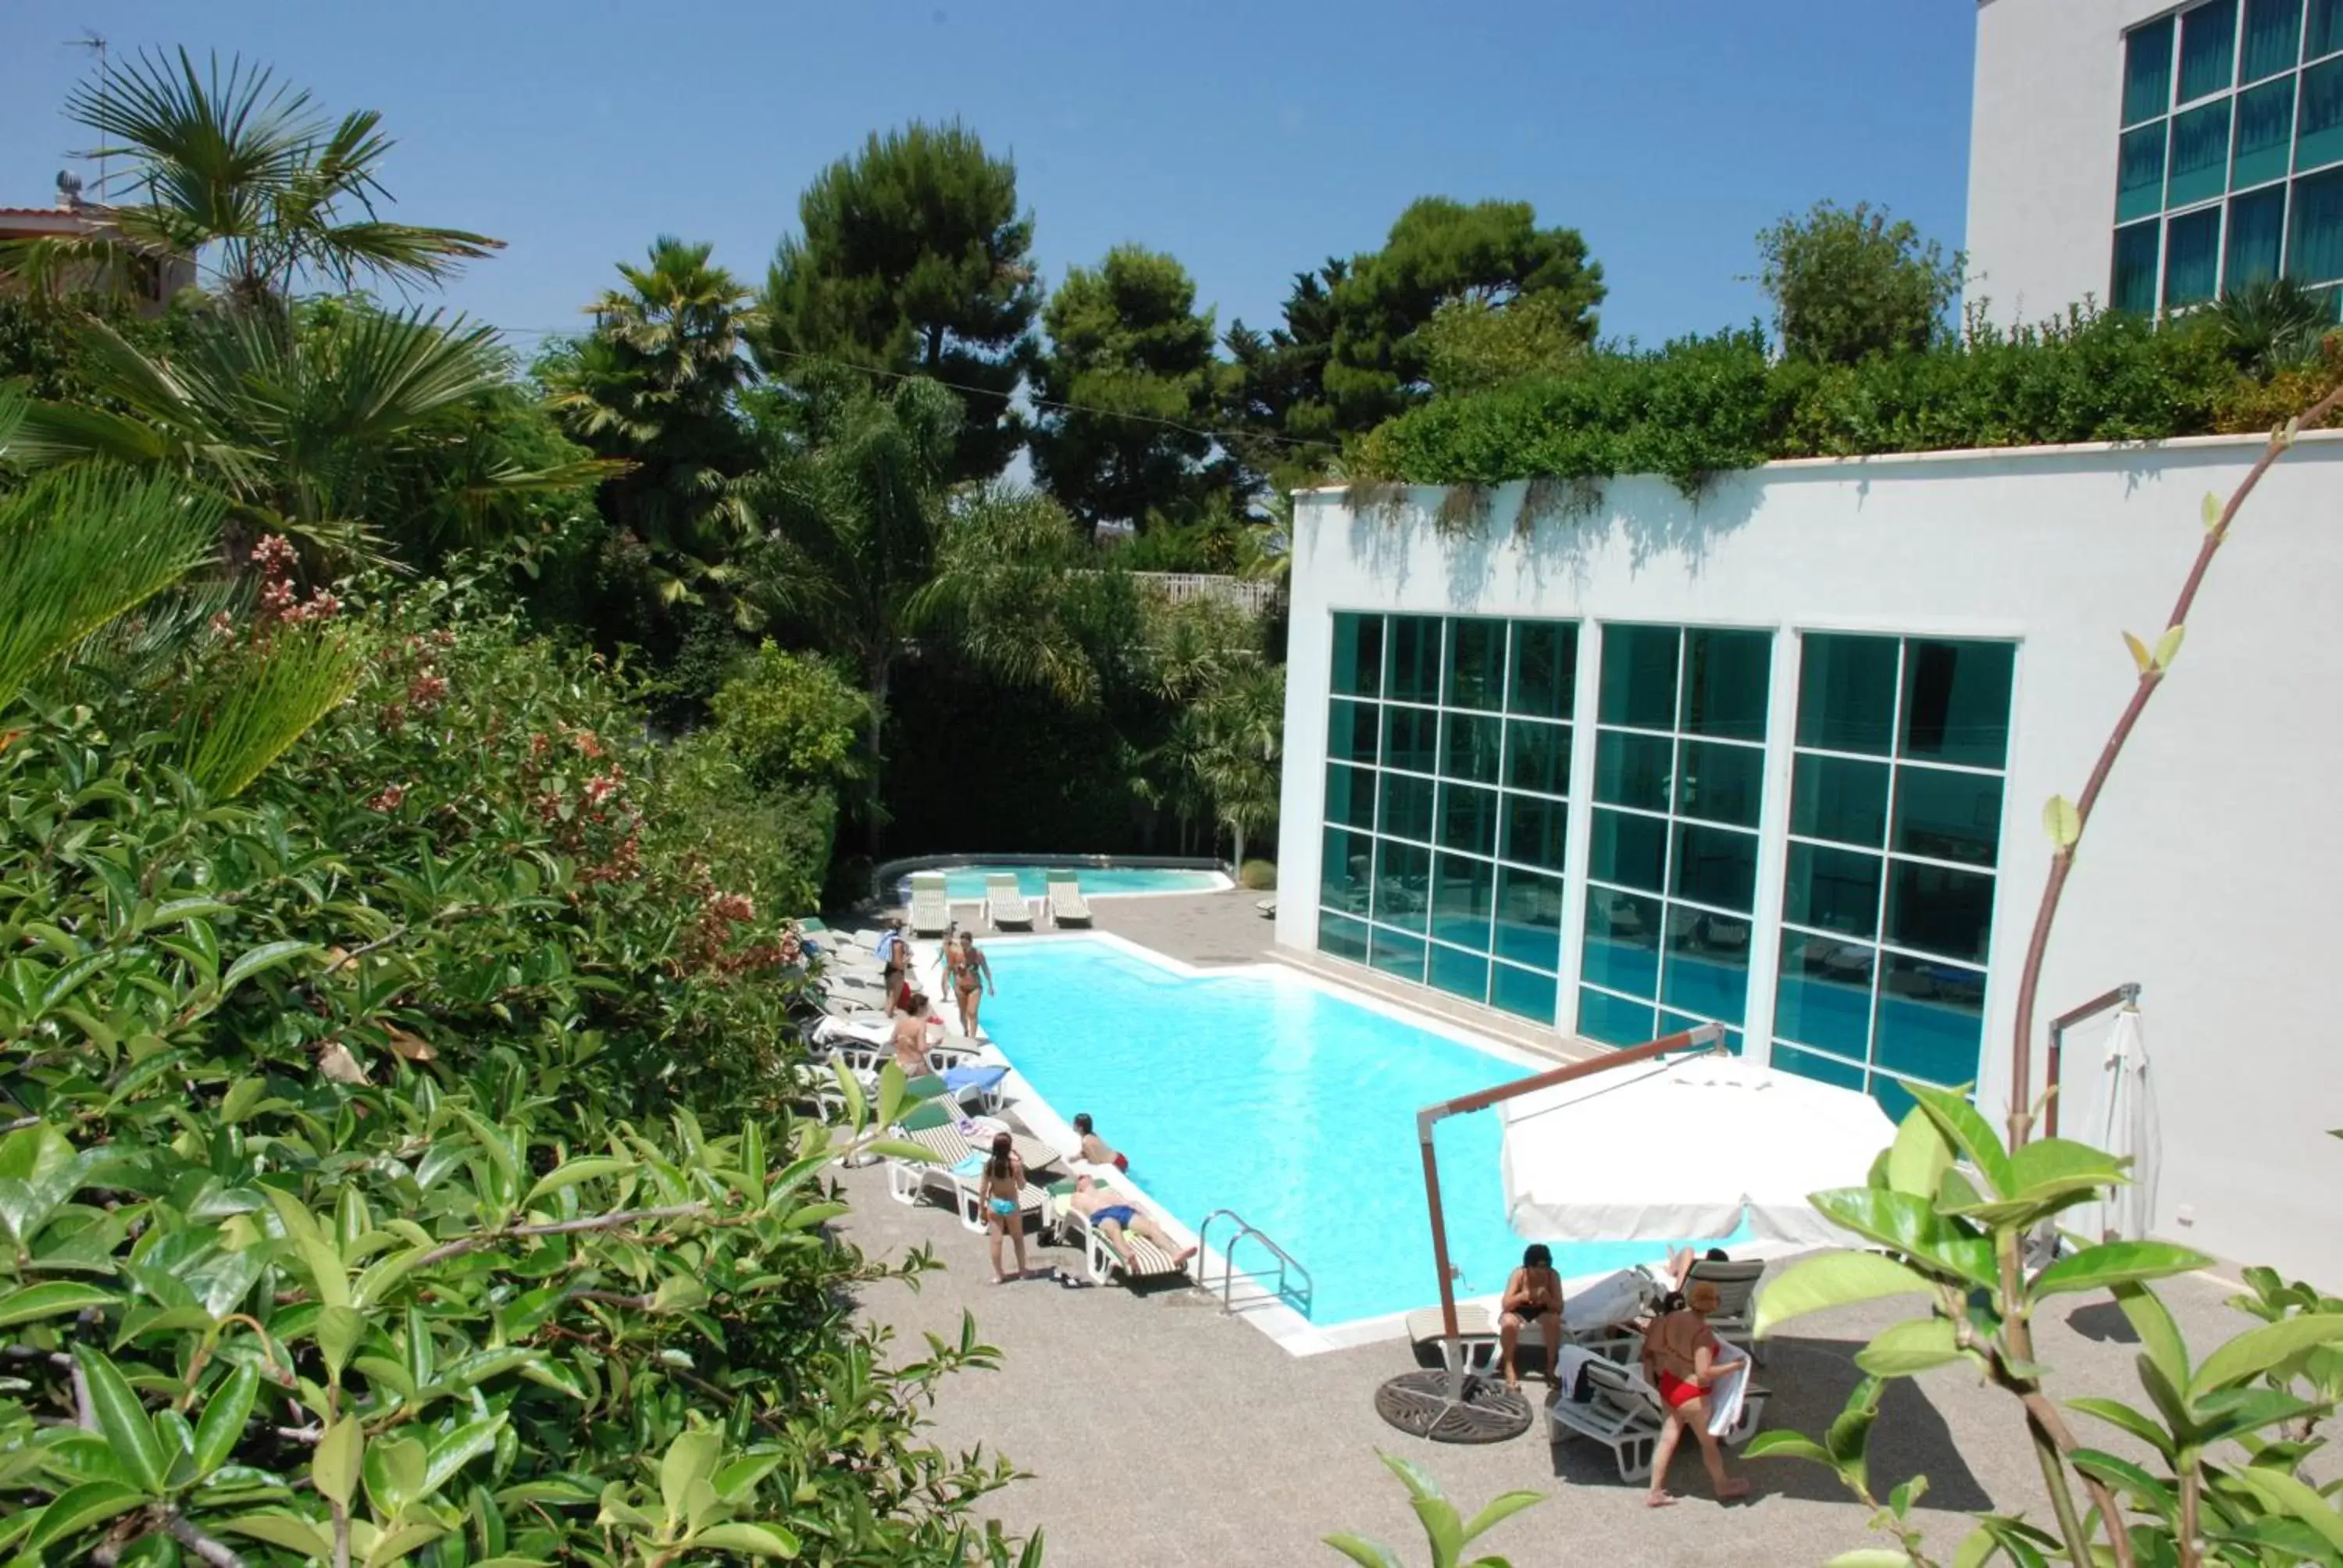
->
xmin=1373 ymin=1369 xmax=1533 ymax=1444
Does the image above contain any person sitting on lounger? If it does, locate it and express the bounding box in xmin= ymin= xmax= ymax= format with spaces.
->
xmin=1068 ymin=1175 xmax=1195 ymax=1270
xmin=890 ymin=994 xmax=933 ymax=1078
xmin=1071 ymin=1112 xmax=1127 ymax=1171
xmin=1640 ymin=1280 xmax=1751 ymax=1508
xmin=1499 ymin=1242 xmax=1565 ymax=1390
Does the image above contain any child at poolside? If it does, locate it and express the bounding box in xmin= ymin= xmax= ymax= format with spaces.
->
xmin=1071 ymin=1112 xmax=1127 ymax=1171
xmin=982 ymin=1131 xmax=1029 ymax=1284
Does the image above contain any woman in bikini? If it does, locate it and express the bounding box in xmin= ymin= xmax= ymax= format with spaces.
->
xmin=1499 ymin=1242 xmax=1565 ymax=1389
xmin=1639 ymin=1279 xmax=1751 ymax=1507
xmin=981 ymin=1131 xmax=1029 ymax=1284
xmin=950 ymin=932 xmax=993 ymax=1037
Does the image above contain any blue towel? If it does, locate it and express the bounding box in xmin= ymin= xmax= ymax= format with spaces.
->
xmin=943 ymin=1066 xmax=1008 ymax=1094
xmin=950 ymin=1153 xmax=989 ymax=1178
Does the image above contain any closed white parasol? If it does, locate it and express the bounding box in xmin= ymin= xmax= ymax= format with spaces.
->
xmin=1499 ymin=1053 xmax=1898 ymax=1250
xmin=2076 ymin=1006 xmax=2158 ymax=1242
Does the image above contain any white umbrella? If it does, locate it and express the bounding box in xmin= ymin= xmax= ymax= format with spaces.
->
xmin=2077 ymin=1007 xmax=2157 ymax=1242
xmin=1500 ymin=1053 xmax=1897 ymax=1250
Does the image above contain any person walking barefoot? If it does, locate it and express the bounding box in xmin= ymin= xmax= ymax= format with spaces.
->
xmin=950 ymin=932 xmax=993 ymax=1037
xmin=981 ymin=1131 xmax=1029 ymax=1284
xmin=1640 ymin=1280 xmax=1753 ymax=1507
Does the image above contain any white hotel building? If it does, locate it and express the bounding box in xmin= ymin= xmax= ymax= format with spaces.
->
xmin=1271 ymin=0 xmax=2343 ymax=1287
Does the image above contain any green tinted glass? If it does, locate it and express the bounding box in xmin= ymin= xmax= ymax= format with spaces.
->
xmin=1598 ymin=625 xmax=1678 ymax=728
xmin=2180 ymin=0 xmax=2238 ymax=101
xmin=1579 ymin=986 xmax=1658 ymax=1045
xmin=1331 ymin=613 xmax=1382 ymax=697
xmin=2113 ymin=219 xmax=2163 ymax=312
xmin=1675 ymin=740 xmax=1764 ymax=828
xmin=1507 ymin=621 xmax=1577 ymax=718
xmin=1892 ymin=767 xmax=2004 ymax=867
xmin=1385 ymin=615 xmax=1443 ymax=702
xmin=2167 ymin=100 xmax=2233 ymax=208
xmin=2164 ymin=205 xmax=2223 ymax=306
xmin=1589 ymin=808 xmax=1667 ymax=894
xmin=1671 ymin=823 xmax=1759 ymax=913
xmin=2234 ymin=77 xmax=2295 ymax=186
xmin=1378 ymin=771 xmax=1434 ymax=843
xmin=1325 ymin=762 xmax=1375 ymax=831
xmin=1679 ymin=629 xmax=1771 ymax=740
xmin=1774 ymin=932 xmax=1875 ymax=1060
xmin=1431 ymin=854 xmax=1495 ymax=951
xmin=1791 ymin=753 xmax=1890 ymax=846
xmin=1899 ymin=640 xmax=2014 ymax=768
xmin=2298 ymin=57 xmax=2343 ymax=170
xmin=1430 ymin=943 xmax=1492 ymax=1004
xmin=2289 ymin=165 xmax=2343 ymax=277
xmin=1661 ymin=911 xmax=1753 ymax=1026
xmin=2118 ymin=123 xmax=2170 ymax=224
xmin=1501 ymin=792 xmax=1567 ymax=871
xmin=1382 ymin=704 xmax=1438 ymax=773
xmin=1328 ymin=699 xmax=1379 ymax=765
xmin=1490 ymin=964 xmax=1557 ymax=1024
xmin=1493 ymin=867 xmax=1564 ymax=969
xmin=1318 ymin=911 xmax=1370 ymax=963
xmin=1438 ymin=782 xmax=1499 ymax=857
xmin=1797 ymin=633 xmax=1899 ymax=754
xmin=1594 ymin=729 xmax=1672 ymax=811
xmin=2124 ymin=17 xmax=2175 ymax=123
xmin=1372 ymin=839 xmax=1432 ymax=932
xmin=1582 ymin=891 xmax=1660 ymax=996
xmin=1872 ymin=956 xmax=1985 ymax=1087
xmin=1504 ymin=718 xmax=1571 ymax=796
xmin=2312 ymin=0 xmax=2343 ymax=57
xmin=2245 ymin=0 xmax=2302 ymax=79
xmin=1446 ymin=618 xmax=1507 ymax=710
xmin=1320 ymin=829 xmax=1374 ymax=911
xmin=1441 ymin=711 xmax=1503 ymax=784
xmin=1369 ymin=925 xmax=1428 ymax=982
xmin=1885 ymin=860 xmax=1995 ymax=964
xmin=1783 ymin=843 xmax=1882 ymax=938
xmin=2228 ymin=187 xmax=2288 ymax=285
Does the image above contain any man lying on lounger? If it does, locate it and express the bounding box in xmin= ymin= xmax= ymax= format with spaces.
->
xmin=1068 ymin=1176 xmax=1196 ymax=1270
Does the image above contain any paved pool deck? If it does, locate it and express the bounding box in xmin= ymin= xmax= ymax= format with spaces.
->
xmin=841 ymin=889 xmax=2326 ymax=1566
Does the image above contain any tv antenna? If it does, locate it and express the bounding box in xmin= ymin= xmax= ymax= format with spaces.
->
xmin=64 ymin=32 xmax=110 ymax=197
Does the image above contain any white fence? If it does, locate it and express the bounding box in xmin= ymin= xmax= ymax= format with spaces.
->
xmin=1127 ymin=572 xmax=1283 ymax=615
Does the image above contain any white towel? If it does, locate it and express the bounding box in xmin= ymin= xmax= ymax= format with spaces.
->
xmin=1562 ymin=1268 xmax=1653 ymax=1337
xmin=1551 ymin=1343 xmax=1602 ymax=1399
xmin=1705 ymin=1342 xmax=1750 ymax=1438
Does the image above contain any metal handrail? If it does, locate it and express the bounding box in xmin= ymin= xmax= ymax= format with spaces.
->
xmin=2045 ymin=982 xmax=2142 ymax=1139
xmin=1194 ymin=1209 xmax=1314 ymax=1317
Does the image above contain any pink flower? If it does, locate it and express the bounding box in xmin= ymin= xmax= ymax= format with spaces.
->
xmin=207 ymin=611 xmax=235 ymax=637
xmin=366 ymin=783 xmax=405 ymax=813
xmin=250 ymin=535 xmax=298 ymax=572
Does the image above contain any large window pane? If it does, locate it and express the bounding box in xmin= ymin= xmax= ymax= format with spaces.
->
xmin=1662 ymin=907 xmax=1753 ymax=1025
xmin=1383 ymin=704 xmax=1438 ymax=773
xmin=1386 ymin=615 xmax=1443 ymax=703
xmin=2125 ymin=17 xmax=2177 ymax=123
xmin=1589 ymin=808 xmax=1667 ymax=893
xmin=1438 ymin=782 xmax=1498 ymax=857
xmin=1492 ymin=867 xmax=1564 ymax=969
xmin=2245 ymin=0 xmax=2302 ymax=80
xmin=1578 ymin=986 xmax=1658 ymax=1046
xmin=2168 ymin=100 xmax=2234 ymax=210
xmin=2313 ymin=0 xmax=2343 ymax=58
xmin=2289 ymin=165 xmax=2343 ymax=280
xmin=2181 ymin=0 xmax=2238 ymax=101
xmin=1797 ymin=633 xmax=1899 ymax=754
xmin=1671 ymin=823 xmax=1759 ymax=913
xmin=1442 ymin=711 xmax=1503 ymax=784
xmin=1379 ymin=771 xmax=1434 ymax=843
xmin=1370 ymin=926 xmax=1428 ymax=984
xmin=1325 ymin=761 xmax=1375 ymax=831
xmin=1900 ymin=640 xmax=2014 ymax=768
xmin=1508 ymin=621 xmax=1577 ymax=719
xmin=1598 ymin=625 xmax=1678 ymax=729
xmin=1676 ymin=740 xmax=1765 ymax=828
xmin=1431 ymin=854 xmax=1495 ymax=951
xmin=1504 ymin=718 xmax=1571 ymax=796
xmin=1582 ymin=890 xmax=1661 ymax=998
xmin=1893 ymin=767 xmax=2004 ymax=867
xmin=1332 ymin=613 xmax=1383 ymax=697
xmin=2234 ymin=77 xmax=2296 ymax=187
xmin=1791 ymin=753 xmax=1891 ymax=846
xmin=1679 ymin=629 xmax=1772 ymax=740
xmin=2228 ymin=186 xmax=2288 ymax=287
xmin=1319 ymin=911 xmax=1370 ymax=963
xmin=2165 ymin=204 xmax=2225 ymax=305
xmin=2299 ymin=57 xmax=2343 ymax=170
xmin=1330 ymin=698 xmax=1379 ymax=765
xmin=1594 ymin=729 xmax=1672 ymax=811
xmin=1784 ymin=843 xmax=1882 ymax=938
xmin=1430 ymin=943 xmax=1491 ymax=1005
xmin=1372 ymin=839 xmax=1432 ymax=932
xmin=1773 ymin=1041 xmax=1867 ymax=1094
xmin=1445 ymin=618 xmax=1507 ymax=711
xmin=1501 ymin=792 xmax=1567 ymax=871
xmin=1321 ymin=828 xmax=1374 ymax=912
xmin=1774 ymin=932 xmax=1875 ymax=1060
xmin=2113 ymin=219 xmax=2163 ymax=312
xmin=2119 ymin=123 xmax=2170 ymax=223
xmin=1491 ymin=963 xmax=1557 ymax=1024
xmin=1874 ymin=956 xmax=1986 ymax=1087
xmin=1885 ymin=860 xmax=1996 ymax=965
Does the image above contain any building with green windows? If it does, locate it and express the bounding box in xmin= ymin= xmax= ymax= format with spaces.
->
xmin=1972 ymin=0 xmax=2343 ymax=319
xmin=1272 ymin=435 xmax=2343 ymax=1288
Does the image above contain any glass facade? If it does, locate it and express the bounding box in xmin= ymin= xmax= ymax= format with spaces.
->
xmin=1579 ymin=625 xmax=1771 ymax=1053
xmin=1770 ymin=634 xmax=2014 ymax=1118
xmin=2114 ymin=0 xmax=2343 ymax=313
xmin=1318 ymin=613 xmax=1576 ymax=1024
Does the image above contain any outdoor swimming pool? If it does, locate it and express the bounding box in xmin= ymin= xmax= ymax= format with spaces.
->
xmin=979 ymin=937 xmax=1727 ymax=1326
xmin=902 ymin=864 xmax=1230 ymax=901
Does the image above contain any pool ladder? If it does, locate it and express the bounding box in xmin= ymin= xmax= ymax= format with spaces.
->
xmin=1193 ymin=1210 xmax=1314 ymax=1318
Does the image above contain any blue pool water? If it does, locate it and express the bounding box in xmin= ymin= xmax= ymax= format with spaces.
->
xmin=909 ymin=864 xmax=1228 ymax=901
xmin=980 ymin=939 xmax=1724 ymax=1325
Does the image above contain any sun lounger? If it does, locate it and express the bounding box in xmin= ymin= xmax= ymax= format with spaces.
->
xmin=1689 ymin=1257 xmax=1767 ymax=1352
xmin=1045 ymin=1179 xmax=1190 ymax=1285
xmin=1545 ymin=1352 xmax=1768 ymax=1484
xmin=984 ymin=873 xmax=1034 ymax=932
xmin=1404 ymin=1304 xmax=1501 ymax=1371
xmin=908 ymin=873 xmax=953 ymax=937
xmin=1044 ymin=869 xmax=1092 ymax=928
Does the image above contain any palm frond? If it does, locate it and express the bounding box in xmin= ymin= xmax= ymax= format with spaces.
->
xmin=0 ymin=451 xmax=223 ymax=711
xmin=180 ymin=622 xmax=366 ymax=797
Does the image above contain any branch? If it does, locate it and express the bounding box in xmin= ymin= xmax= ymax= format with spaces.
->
xmin=162 ymin=1508 xmax=249 ymax=1568
xmin=409 ymin=1201 xmax=712 ymax=1269
xmin=2006 ymin=385 xmax=2343 ymax=1148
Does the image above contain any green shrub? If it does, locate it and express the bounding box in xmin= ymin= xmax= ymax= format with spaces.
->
xmin=711 ymin=640 xmax=871 ymax=794
xmin=1238 ymin=858 xmax=1277 ymax=890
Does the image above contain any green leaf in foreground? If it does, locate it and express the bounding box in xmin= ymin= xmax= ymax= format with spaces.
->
xmin=1753 ymin=1251 xmax=1935 ymax=1338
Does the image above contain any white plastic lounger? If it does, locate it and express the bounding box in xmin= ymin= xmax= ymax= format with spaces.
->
xmin=1047 ymin=1181 xmax=1189 ymax=1285
xmin=908 ymin=872 xmax=954 ymax=937
xmin=1688 ymin=1258 xmax=1767 ymax=1353
xmin=1545 ymin=1354 xmax=1767 ymax=1484
xmin=1044 ymin=869 xmax=1092 ymax=928
xmin=985 ymin=873 xmax=1035 ymax=932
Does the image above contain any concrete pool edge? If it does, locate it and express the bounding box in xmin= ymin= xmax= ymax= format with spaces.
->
xmin=963 ymin=930 xmax=1763 ymax=1357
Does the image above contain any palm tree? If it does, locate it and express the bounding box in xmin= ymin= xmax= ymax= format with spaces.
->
xmin=2211 ymin=277 xmax=2334 ymax=379
xmin=544 ymin=238 xmax=763 ymax=610
xmin=1189 ymin=657 xmax=1286 ymax=868
xmin=6 ymin=48 xmax=498 ymax=312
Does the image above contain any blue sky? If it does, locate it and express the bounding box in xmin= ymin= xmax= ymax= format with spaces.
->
xmin=2 ymin=2 xmax=1977 ymax=358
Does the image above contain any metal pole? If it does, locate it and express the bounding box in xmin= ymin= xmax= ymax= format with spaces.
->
xmin=1416 ymin=1021 xmax=1725 ymax=1388
xmin=2043 ymin=982 xmax=2141 ymax=1139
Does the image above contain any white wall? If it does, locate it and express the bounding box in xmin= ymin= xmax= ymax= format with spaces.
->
xmin=1275 ymin=433 xmax=2343 ymax=1288
xmin=1966 ymin=0 xmax=2176 ymax=323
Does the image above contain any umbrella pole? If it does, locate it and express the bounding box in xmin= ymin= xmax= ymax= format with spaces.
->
xmin=2044 ymin=982 xmax=2141 ymax=1139
xmin=1414 ymin=1021 xmax=1724 ymax=1397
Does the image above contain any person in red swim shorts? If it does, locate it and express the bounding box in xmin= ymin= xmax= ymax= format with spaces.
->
xmin=1071 ymin=1113 xmax=1128 ymax=1171
xmin=1639 ymin=1279 xmax=1751 ymax=1508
